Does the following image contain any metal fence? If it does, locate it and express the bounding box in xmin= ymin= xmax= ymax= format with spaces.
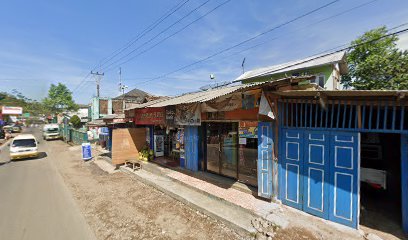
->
xmin=59 ymin=124 xmax=89 ymax=145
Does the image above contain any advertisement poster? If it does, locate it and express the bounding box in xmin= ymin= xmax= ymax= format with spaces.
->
xmin=201 ymin=93 xmax=242 ymax=112
xmin=2 ymin=106 xmax=23 ymax=115
xmin=175 ymin=103 xmax=201 ymax=126
xmin=239 ymin=121 xmax=258 ymax=138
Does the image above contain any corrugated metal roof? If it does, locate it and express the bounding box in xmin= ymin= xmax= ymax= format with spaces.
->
xmin=125 ymin=76 xmax=315 ymax=109
xmin=275 ymin=90 xmax=408 ymax=97
xmin=148 ymin=84 xmax=253 ymax=107
xmin=124 ymin=97 xmax=172 ymax=110
xmin=235 ymin=51 xmax=346 ymax=82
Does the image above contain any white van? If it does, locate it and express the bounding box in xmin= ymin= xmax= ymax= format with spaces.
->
xmin=42 ymin=124 xmax=60 ymax=140
xmin=9 ymin=134 xmax=39 ymax=160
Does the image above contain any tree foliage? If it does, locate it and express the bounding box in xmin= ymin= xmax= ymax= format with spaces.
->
xmin=342 ymin=26 xmax=408 ymax=90
xmin=0 ymin=91 xmax=48 ymax=116
xmin=43 ymin=83 xmax=78 ymax=112
xmin=69 ymin=115 xmax=82 ymax=128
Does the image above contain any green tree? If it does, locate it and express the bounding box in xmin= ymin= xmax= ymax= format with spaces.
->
xmin=43 ymin=83 xmax=78 ymax=112
xmin=69 ymin=115 xmax=82 ymax=128
xmin=342 ymin=26 xmax=408 ymax=90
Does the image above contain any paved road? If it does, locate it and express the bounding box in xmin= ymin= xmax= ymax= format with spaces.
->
xmin=0 ymin=127 xmax=95 ymax=240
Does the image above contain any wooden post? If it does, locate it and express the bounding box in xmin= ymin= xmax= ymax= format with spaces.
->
xmin=357 ymin=105 xmax=362 ymax=129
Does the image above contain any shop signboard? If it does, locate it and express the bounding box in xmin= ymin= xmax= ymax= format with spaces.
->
xmin=2 ymin=106 xmax=23 ymax=115
xmin=239 ymin=121 xmax=258 ymax=138
xmin=165 ymin=106 xmax=176 ymax=126
xmin=134 ymin=107 xmax=165 ymax=125
xmin=175 ymin=103 xmax=201 ymax=126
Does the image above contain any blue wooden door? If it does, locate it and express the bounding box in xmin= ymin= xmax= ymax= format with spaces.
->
xmin=185 ymin=126 xmax=199 ymax=172
xmin=280 ymin=129 xmax=303 ymax=209
xmin=258 ymin=122 xmax=273 ymax=198
xmin=303 ymin=131 xmax=330 ymax=218
xmin=328 ymin=132 xmax=359 ymax=228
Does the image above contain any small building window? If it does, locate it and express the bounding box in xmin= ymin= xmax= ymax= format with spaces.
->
xmin=310 ymin=74 xmax=325 ymax=88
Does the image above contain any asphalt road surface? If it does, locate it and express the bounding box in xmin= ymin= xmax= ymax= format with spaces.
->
xmin=0 ymin=127 xmax=95 ymax=240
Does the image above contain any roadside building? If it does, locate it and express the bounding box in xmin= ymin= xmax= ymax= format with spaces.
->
xmin=234 ymin=51 xmax=408 ymax=233
xmin=119 ymin=51 xmax=407 ymax=234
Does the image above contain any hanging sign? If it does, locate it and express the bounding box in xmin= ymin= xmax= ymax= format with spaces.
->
xmin=134 ymin=107 xmax=165 ymax=125
xmin=165 ymin=106 xmax=176 ymax=126
xmin=201 ymin=93 xmax=242 ymax=112
xmin=175 ymin=103 xmax=201 ymax=126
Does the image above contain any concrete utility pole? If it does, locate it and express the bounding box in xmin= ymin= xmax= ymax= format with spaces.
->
xmin=118 ymin=67 xmax=128 ymax=111
xmin=91 ymin=71 xmax=104 ymax=97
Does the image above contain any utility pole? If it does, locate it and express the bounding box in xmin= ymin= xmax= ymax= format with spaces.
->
xmin=118 ymin=67 xmax=128 ymax=111
xmin=91 ymin=71 xmax=104 ymax=97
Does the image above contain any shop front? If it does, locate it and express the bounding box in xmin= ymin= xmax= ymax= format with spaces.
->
xmin=202 ymin=98 xmax=260 ymax=187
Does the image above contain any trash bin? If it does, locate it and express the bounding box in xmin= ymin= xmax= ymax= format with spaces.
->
xmin=81 ymin=142 xmax=92 ymax=160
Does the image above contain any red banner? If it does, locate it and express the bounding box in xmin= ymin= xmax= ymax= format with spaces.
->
xmin=134 ymin=107 xmax=165 ymax=125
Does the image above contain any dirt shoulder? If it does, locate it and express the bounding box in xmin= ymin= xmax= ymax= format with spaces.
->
xmin=51 ymin=141 xmax=244 ymax=240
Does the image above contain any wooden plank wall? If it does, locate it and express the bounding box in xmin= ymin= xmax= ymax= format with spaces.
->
xmin=112 ymin=128 xmax=146 ymax=165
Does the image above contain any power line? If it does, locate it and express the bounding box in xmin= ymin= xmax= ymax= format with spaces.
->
xmin=72 ymin=0 xmax=190 ymax=96
xmin=130 ymin=25 xmax=408 ymax=89
xmin=175 ymin=0 xmax=380 ymax=73
xmin=97 ymin=0 xmax=190 ymax=69
xmin=240 ymin=27 xmax=408 ymax=79
xmin=102 ymin=0 xmax=213 ymax=72
xmin=129 ymin=0 xmax=340 ymax=85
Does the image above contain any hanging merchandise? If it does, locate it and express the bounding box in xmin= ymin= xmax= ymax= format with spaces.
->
xmin=165 ymin=106 xmax=176 ymax=127
xmin=201 ymin=93 xmax=242 ymax=112
xmin=175 ymin=103 xmax=201 ymax=126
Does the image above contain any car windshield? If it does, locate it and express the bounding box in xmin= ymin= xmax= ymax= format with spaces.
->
xmin=46 ymin=128 xmax=59 ymax=133
xmin=12 ymin=139 xmax=36 ymax=147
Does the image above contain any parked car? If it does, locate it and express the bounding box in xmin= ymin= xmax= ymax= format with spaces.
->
xmin=3 ymin=124 xmax=22 ymax=133
xmin=9 ymin=134 xmax=39 ymax=160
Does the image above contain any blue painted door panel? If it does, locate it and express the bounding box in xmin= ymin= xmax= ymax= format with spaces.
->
xmin=401 ymin=134 xmax=408 ymax=233
xmin=328 ymin=132 xmax=359 ymax=228
xmin=303 ymin=131 xmax=330 ymax=219
xmin=258 ymin=122 xmax=273 ymax=199
xmin=280 ymin=129 xmax=303 ymax=210
xmin=185 ymin=126 xmax=199 ymax=172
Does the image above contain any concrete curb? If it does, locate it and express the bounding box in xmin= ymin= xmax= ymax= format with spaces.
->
xmin=120 ymin=165 xmax=257 ymax=238
xmin=144 ymin=163 xmax=261 ymax=218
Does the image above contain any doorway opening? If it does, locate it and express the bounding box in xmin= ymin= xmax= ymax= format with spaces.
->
xmin=360 ymin=133 xmax=403 ymax=236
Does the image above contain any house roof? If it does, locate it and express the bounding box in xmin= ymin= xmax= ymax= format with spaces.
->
xmin=102 ymin=114 xmax=125 ymax=120
xmin=113 ymin=88 xmax=151 ymax=101
xmin=273 ymin=89 xmax=408 ymax=98
xmin=234 ymin=51 xmax=347 ymax=82
xmin=127 ymin=76 xmax=314 ymax=109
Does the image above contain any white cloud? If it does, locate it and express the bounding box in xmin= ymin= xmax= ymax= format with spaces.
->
xmin=397 ymin=33 xmax=408 ymax=50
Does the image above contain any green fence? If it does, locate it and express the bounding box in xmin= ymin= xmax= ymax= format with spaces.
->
xmin=59 ymin=124 xmax=89 ymax=145
xmin=70 ymin=129 xmax=88 ymax=145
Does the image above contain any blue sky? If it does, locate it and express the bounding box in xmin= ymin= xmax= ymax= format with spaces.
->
xmin=0 ymin=0 xmax=407 ymax=104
